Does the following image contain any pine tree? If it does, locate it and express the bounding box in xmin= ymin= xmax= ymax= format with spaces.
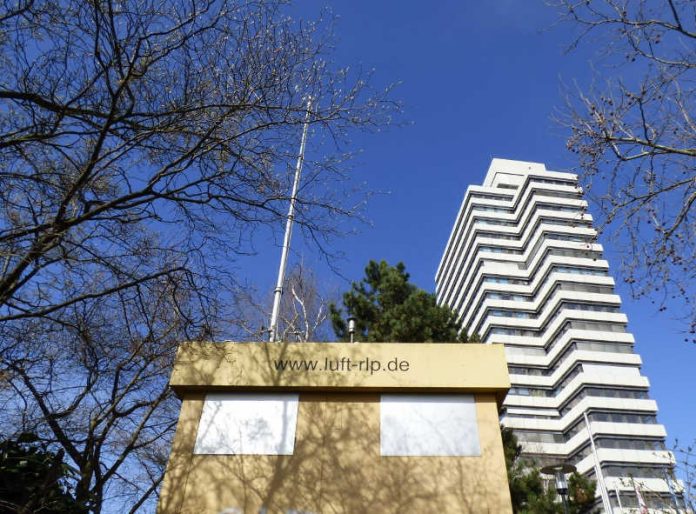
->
xmin=502 ymin=427 xmax=598 ymax=514
xmin=0 ymin=433 xmax=86 ymax=514
xmin=330 ymin=260 xmax=470 ymax=342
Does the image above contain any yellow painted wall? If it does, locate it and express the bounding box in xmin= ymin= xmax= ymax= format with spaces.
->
xmin=170 ymin=342 xmax=509 ymax=399
xmin=158 ymin=343 xmax=513 ymax=514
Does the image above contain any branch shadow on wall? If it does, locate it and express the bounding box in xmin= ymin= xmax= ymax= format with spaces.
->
xmin=158 ymin=342 xmax=511 ymax=514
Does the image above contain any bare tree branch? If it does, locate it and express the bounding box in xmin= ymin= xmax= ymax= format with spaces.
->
xmin=0 ymin=0 xmax=396 ymax=511
xmin=554 ymin=0 xmax=696 ymax=338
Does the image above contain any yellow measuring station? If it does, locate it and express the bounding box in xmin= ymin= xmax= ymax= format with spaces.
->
xmin=158 ymin=342 xmax=513 ymax=514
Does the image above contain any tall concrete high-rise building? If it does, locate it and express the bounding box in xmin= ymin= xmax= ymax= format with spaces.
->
xmin=436 ymin=159 xmax=684 ymax=512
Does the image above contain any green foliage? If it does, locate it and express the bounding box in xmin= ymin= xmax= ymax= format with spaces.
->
xmin=0 ymin=433 xmax=85 ymax=514
xmin=567 ymin=473 xmax=598 ymax=513
xmin=502 ymin=427 xmax=598 ymax=514
xmin=330 ymin=260 xmax=470 ymax=342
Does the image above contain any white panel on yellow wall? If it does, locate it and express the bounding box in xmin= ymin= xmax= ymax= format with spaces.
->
xmin=194 ymin=393 xmax=299 ymax=455
xmin=380 ymin=394 xmax=481 ymax=457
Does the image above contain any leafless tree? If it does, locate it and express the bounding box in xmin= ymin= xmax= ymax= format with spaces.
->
xmin=553 ymin=0 xmax=696 ymax=338
xmin=233 ymin=263 xmax=332 ymax=342
xmin=0 ymin=277 xmax=195 ymax=512
xmin=674 ymin=440 xmax=696 ymax=511
xmin=0 ymin=0 xmax=394 ymax=511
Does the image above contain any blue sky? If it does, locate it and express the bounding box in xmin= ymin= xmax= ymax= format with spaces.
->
xmin=241 ymin=1 xmax=695 ymax=452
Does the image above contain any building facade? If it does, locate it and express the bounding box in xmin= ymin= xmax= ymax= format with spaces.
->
xmin=436 ymin=159 xmax=684 ymax=512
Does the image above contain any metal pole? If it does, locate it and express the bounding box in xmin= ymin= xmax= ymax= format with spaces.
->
xmin=583 ymin=412 xmax=614 ymax=513
xmin=664 ymin=468 xmax=680 ymax=513
xmin=269 ymin=97 xmax=312 ymax=343
xmin=614 ymin=485 xmax=624 ymax=513
xmin=561 ymin=494 xmax=569 ymax=514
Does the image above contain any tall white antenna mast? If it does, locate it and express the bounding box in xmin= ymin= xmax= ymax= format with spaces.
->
xmin=269 ymin=97 xmax=312 ymax=342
